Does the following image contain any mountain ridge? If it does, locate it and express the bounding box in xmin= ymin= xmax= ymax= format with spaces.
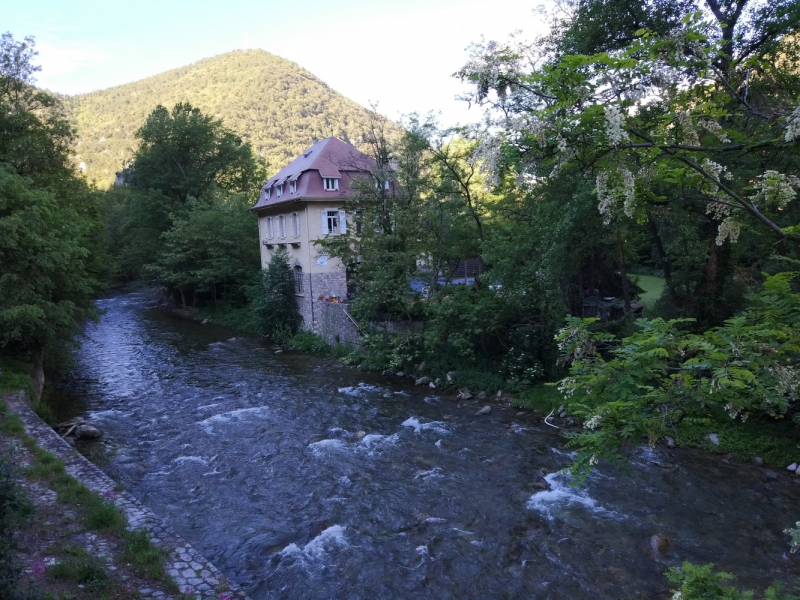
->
xmin=66 ymin=49 xmax=389 ymax=187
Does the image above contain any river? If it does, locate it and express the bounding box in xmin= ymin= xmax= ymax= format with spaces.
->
xmin=51 ymin=291 xmax=799 ymax=598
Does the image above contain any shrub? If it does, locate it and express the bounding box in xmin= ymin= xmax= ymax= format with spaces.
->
xmin=287 ymin=331 xmax=331 ymax=355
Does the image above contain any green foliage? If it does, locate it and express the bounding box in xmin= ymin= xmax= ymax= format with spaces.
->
xmin=66 ymin=50 xmax=398 ymax=186
xmin=248 ymin=247 xmax=300 ymax=342
xmin=665 ymin=562 xmax=799 ymax=600
xmin=0 ymin=32 xmax=105 ymax=373
xmin=515 ymin=383 xmax=564 ymax=413
xmin=0 ymin=455 xmax=34 ymax=600
xmin=129 ymin=102 xmax=265 ymax=203
xmin=122 ymin=528 xmax=167 ymax=580
xmin=556 ymin=273 xmax=800 ymax=480
xmin=48 ymin=546 xmax=108 ymax=586
xmin=786 ymin=522 xmax=800 ymax=554
xmin=287 ymin=331 xmax=331 ymax=355
xmin=146 ymin=191 xmax=260 ymax=308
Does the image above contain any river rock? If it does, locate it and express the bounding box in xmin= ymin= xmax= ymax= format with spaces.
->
xmin=201 ymin=318 xmax=209 ymax=325
xmin=76 ymin=424 xmax=102 ymax=439
xmin=416 ymin=361 xmax=426 ymax=373
xmin=763 ymin=469 xmax=778 ymax=480
xmin=446 ymin=371 xmax=456 ymax=384
xmin=559 ymin=411 xmax=567 ymax=418
xmin=497 ymin=391 xmax=503 ymax=398
xmin=664 ymin=437 xmax=676 ymax=449
xmin=429 ymin=382 xmax=436 ymax=389
xmin=649 ymin=534 xmax=671 ymax=555
xmin=557 ymin=405 xmax=564 ymax=414
xmin=787 ymin=463 xmax=798 ymax=472
xmin=396 ymin=371 xmax=404 ymax=377
xmin=356 ymin=430 xmax=366 ymax=439
xmin=477 ymin=391 xmax=487 ymax=400
xmin=457 ymin=389 xmax=473 ymax=401
xmin=707 ymin=433 xmax=720 ymax=446
xmin=751 ymin=457 xmax=764 ymax=466
xmin=415 ymin=376 xmax=431 ymax=386
xmin=475 ymin=405 xmax=491 ymax=416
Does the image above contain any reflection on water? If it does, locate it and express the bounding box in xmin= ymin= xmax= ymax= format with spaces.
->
xmin=52 ymin=291 xmax=800 ymax=598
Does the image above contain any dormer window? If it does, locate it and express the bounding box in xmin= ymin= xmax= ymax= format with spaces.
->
xmin=323 ymin=177 xmax=339 ymax=191
xmin=290 ymin=180 xmax=297 ymax=194
xmin=277 ymin=184 xmax=283 ymax=197
xmin=265 ymin=187 xmax=271 ymax=200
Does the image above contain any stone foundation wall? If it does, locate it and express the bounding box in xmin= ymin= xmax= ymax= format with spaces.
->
xmin=315 ymin=302 xmax=360 ymax=346
xmin=294 ymin=271 xmax=360 ymax=346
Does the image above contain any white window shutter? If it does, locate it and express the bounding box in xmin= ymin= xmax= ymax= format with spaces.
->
xmin=339 ymin=210 xmax=347 ymax=234
xmin=321 ymin=210 xmax=329 ymax=234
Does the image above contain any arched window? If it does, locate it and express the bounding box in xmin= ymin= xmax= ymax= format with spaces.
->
xmin=293 ymin=265 xmax=304 ymax=294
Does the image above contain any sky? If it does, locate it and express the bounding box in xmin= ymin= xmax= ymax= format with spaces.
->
xmin=3 ymin=0 xmax=548 ymax=127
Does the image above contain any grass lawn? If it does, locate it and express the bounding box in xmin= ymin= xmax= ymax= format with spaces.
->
xmin=634 ymin=274 xmax=666 ymax=314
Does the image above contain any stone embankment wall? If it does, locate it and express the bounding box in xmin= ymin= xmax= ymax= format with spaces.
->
xmin=315 ymin=302 xmax=361 ymax=346
xmin=295 ymin=270 xmax=361 ymax=347
xmin=6 ymin=393 xmax=249 ymax=600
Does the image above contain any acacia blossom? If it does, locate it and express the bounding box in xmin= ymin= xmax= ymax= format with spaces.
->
xmin=750 ymin=170 xmax=800 ymax=209
xmin=698 ymin=119 xmax=730 ymax=144
xmin=676 ymin=112 xmax=700 ymax=146
xmin=622 ymin=168 xmax=636 ymax=217
xmin=472 ymin=135 xmax=502 ymax=189
xmin=596 ymin=168 xmax=636 ymax=222
xmin=596 ymin=171 xmax=613 ymax=224
xmin=604 ymin=104 xmax=629 ymax=147
xmin=785 ymin=105 xmax=800 ymax=143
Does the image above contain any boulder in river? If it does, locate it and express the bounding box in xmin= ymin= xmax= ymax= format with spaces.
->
xmin=415 ymin=376 xmax=431 ymax=386
xmin=649 ymin=534 xmax=671 ymax=555
xmin=787 ymin=463 xmax=798 ymax=472
xmin=751 ymin=457 xmax=764 ymax=466
xmin=475 ymin=405 xmax=491 ymax=416
xmin=477 ymin=391 xmax=487 ymax=400
xmin=457 ymin=389 xmax=473 ymax=401
xmin=446 ymin=371 xmax=456 ymax=384
xmin=664 ymin=437 xmax=676 ymax=449
xmin=76 ymin=424 xmax=102 ymax=439
xmin=707 ymin=433 xmax=720 ymax=446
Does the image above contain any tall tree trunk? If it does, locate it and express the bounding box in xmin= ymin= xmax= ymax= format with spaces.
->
xmin=646 ymin=211 xmax=678 ymax=305
xmin=617 ymin=228 xmax=631 ymax=313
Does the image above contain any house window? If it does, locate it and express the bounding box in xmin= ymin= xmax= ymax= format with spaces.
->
xmin=290 ymin=212 xmax=300 ymax=237
xmin=323 ymin=177 xmax=339 ymax=191
xmin=322 ymin=209 xmax=346 ymax=235
xmin=293 ymin=265 xmax=304 ymax=294
xmin=290 ymin=180 xmax=297 ymax=194
xmin=264 ymin=216 xmax=273 ymax=239
xmin=265 ymin=187 xmax=271 ymax=200
xmin=277 ymin=215 xmax=286 ymax=238
xmin=277 ymin=184 xmax=283 ymax=197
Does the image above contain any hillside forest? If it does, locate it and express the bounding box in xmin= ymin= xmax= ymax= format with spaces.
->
xmin=2 ymin=0 xmax=800 ymax=594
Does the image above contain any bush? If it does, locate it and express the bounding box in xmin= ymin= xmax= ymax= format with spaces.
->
xmin=247 ymin=247 xmax=300 ymax=342
xmin=287 ymin=332 xmax=330 ymax=355
xmin=665 ymin=562 xmax=799 ymax=600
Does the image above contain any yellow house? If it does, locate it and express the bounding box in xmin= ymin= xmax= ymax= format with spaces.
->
xmin=250 ymin=137 xmax=373 ymax=334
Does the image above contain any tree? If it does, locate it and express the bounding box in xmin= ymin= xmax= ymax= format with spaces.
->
xmin=248 ymin=247 xmax=300 ymax=342
xmin=0 ymin=32 xmax=102 ymax=374
xmin=459 ymin=0 xmax=800 ymax=326
xmin=128 ymin=102 xmax=264 ymax=203
xmin=147 ymin=191 xmax=259 ymax=308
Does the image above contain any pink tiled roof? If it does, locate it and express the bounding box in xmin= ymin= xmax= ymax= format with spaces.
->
xmin=251 ymin=137 xmax=373 ymax=210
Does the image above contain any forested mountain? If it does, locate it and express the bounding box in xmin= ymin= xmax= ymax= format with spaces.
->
xmin=66 ymin=50 xmax=387 ymax=186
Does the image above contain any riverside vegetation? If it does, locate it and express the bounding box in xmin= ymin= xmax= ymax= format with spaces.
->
xmin=2 ymin=0 xmax=800 ymax=595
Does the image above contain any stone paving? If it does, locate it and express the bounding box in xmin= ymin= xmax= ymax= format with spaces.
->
xmin=5 ymin=392 xmax=249 ymax=600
